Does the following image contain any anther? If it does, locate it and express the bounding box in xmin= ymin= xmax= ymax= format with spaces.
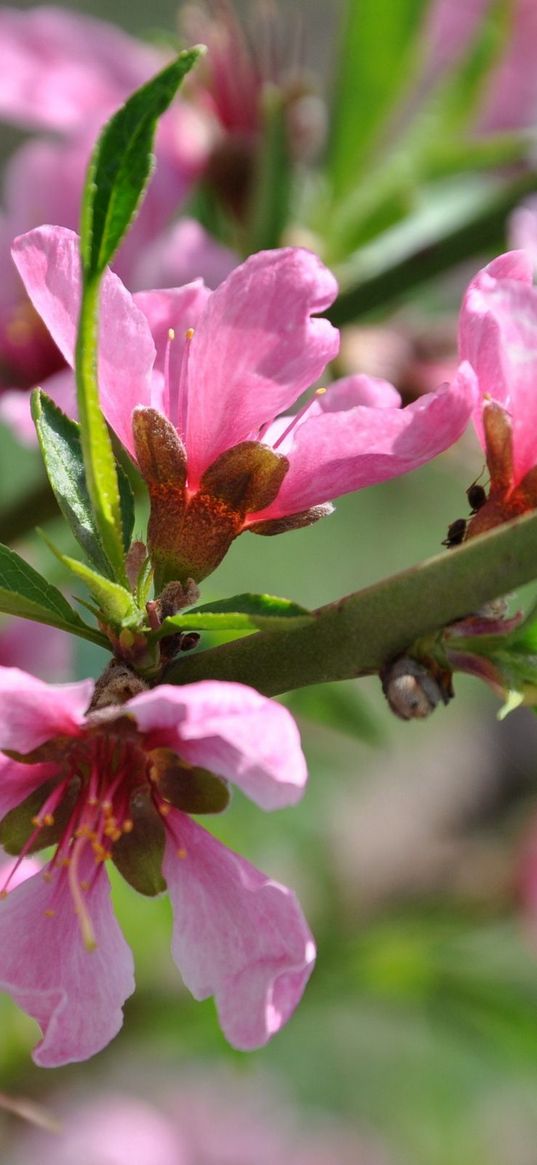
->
xmin=272 ymin=387 xmax=327 ymax=451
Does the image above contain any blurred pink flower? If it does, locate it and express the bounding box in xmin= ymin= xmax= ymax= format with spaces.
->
xmin=425 ymin=0 xmax=537 ymax=132
xmin=458 ymin=249 xmax=537 ymax=535
xmin=0 ymin=618 xmax=71 ymax=682
xmin=0 ymin=6 xmax=220 ymax=437
xmin=0 ymin=137 xmax=235 ymax=440
xmin=0 ymin=6 xmax=163 ymax=132
xmin=7 ymin=1071 xmax=391 ymax=1165
xmin=509 ymin=196 xmax=537 ymax=271
xmin=13 ymin=226 xmax=477 ymax=581
xmin=181 ymin=1 xmax=327 ymax=221
xmin=0 ymin=668 xmax=313 ymax=1067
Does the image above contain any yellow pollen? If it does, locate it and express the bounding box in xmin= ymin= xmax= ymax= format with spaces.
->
xmin=92 ymin=842 xmax=111 ymax=862
xmin=102 ymin=801 xmax=113 ymax=815
xmin=43 ymin=814 xmax=55 ymax=827
xmin=185 ymin=327 xmax=195 ymax=340
xmin=177 ymin=847 xmax=187 ymax=860
xmin=31 ymin=815 xmax=43 ymax=827
xmin=168 ymin=327 xmax=176 ymax=341
xmin=87 ymin=796 xmax=99 ymax=807
xmin=315 ymin=386 xmax=327 ymax=396
xmin=44 ymin=909 xmax=55 ymax=918
xmin=122 ymin=819 xmax=134 ymax=834
xmin=159 ymin=803 xmax=171 ymax=817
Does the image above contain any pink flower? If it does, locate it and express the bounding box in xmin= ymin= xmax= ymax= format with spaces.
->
xmin=0 ymin=139 xmax=234 ymax=440
xmin=458 ymin=249 xmax=537 ymax=535
xmin=0 ymin=668 xmax=313 ymax=1067
xmin=0 ymin=7 xmax=215 ymax=437
xmin=0 ymin=618 xmax=71 ymax=682
xmin=0 ymin=6 xmax=177 ymax=136
xmin=181 ymin=1 xmax=327 ymax=221
xmin=13 ymin=225 xmax=477 ymax=583
xmin=8 ymin=1071 xmax=384 ymax=1165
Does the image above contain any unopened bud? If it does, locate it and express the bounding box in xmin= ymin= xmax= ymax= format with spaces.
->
xmin=381 ymin=657 xmax=450 ymax=721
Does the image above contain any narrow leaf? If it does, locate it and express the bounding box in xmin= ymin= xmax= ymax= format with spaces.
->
xmin=75 ymin=48 xmax=204 ymax=588
xmin=32 ymin=388 xmax=112 ymax=577
xmin=80 ymin=47 xmax=205 ymax=277
xmin=0 ymin=543 xmax=106 ymax=647
xmin=44 ymin=543 xmax=141 ymax=629
xmin=328 ymin=0 xmax=428 ymax=197
xmin=157 ymin=592 xmax=313 ymax=637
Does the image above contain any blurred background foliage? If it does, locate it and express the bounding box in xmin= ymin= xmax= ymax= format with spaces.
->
xmin=4 ymin=1 xmax=537 ymax=1162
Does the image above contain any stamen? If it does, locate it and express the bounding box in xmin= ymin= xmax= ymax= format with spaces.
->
xmin=170 ymin=328 xmax=195 ymax=440
xmin=163 ymin=328 xmax=176 ymax=420
xmin=68 ymin=837 xmax=97 ymax=952
xmin=272 ymin=387 xmax=327 ymax=451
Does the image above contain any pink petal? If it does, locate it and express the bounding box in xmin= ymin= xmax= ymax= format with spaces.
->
xmin=0 ymin=668 xmax=92 ymax=753
xmin=0 ymin=853 xmax=134 ymax=1067
xmin=0 ymin=6 xmax=163 ymax=133
xmin=129 ymin=682 xmax=307 ymax=810
xmin=132 ymin=218 xmax=238 ymax=291
xmin=0 ymin=849 xmax=41 ymax=891
xmin=133 ymin=283 xmax=211 ymax=417
xmin=163 ymin=812 xmax=315 ymax=1049
xmin=460 ymin=251 xmax=537 ymax=483
xmin=184 ymin=248 xmax=339 ymax=484
xmin=250 ymin=364 xmax=477 ymax=520
xmin=0 ymin=754 xmax=59 ymax=821
xmin=11 ymin=226 xmax=156 ymax=458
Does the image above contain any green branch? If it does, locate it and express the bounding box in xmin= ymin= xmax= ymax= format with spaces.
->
xmin=165 ymin=509 xmax=537 ymax=696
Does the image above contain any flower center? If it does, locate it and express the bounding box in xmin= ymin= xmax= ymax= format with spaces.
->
xmin=0 ymin=725 xmax=174 ymax=948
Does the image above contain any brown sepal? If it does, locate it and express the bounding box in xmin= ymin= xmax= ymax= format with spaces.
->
xmin=133 ymin=408 xmax=189 ymax=589
xmin=248 ymin=502 xmax=334 ymax=535
xmin=154 ymin=441 xmax=289 ymax=586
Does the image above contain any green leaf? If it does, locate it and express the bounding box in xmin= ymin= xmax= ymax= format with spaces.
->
xmin=74 ymin=48 xmax=204 ymax=589
xmin=0 ymin=542 xmax=106 ymax=647
xmin=246 ymin=85 xmax=292 ymax=252
xmin=80 ymin=47 xmax=205 ymax=278
xmin=328 ymin=0 xmax=428 ymax=198
xmin=281 ymin=681 xmax=383 ymax=745
xmin=75 ymin=280 xmax=129 ymax=585
xmin=118 ymin=463 xmax=135 ymax=553
xmin=329 ymin=171 xmax=537 ymax=323
xmin=52 ymin=550 xmax=140 ymax=629
xmin=32 ymin=389 xmax=112 ymax=576
xmin=157 ymin=593 xmax=313 ymax=637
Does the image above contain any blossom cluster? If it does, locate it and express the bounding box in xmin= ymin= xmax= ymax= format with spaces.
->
xmin=0 ymin=1 xmax=535 ymax=1081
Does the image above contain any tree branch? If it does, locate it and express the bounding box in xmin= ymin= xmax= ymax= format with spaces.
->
xmin=165 ymin=509 xmax=537 ymax=696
